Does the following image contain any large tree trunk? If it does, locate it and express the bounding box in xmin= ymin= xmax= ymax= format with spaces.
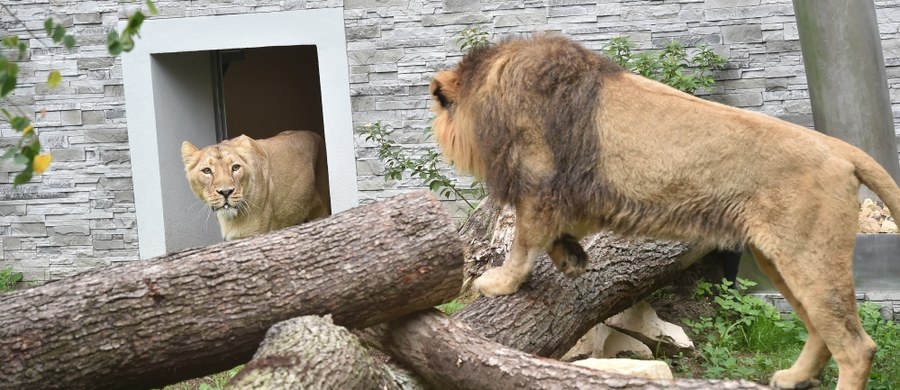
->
xmin=367 ymin=310 xmax=768 ymax=390
xmin=0 ymin=191 xmax=463 ymax=390
xmin=227 ymin=315 xmax=427 ymax=390
xmin=454 ymin=198 xmax=709 ymax=358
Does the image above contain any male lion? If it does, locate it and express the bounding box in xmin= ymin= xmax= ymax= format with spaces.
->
xmin=181 ymin=130 xmax=330 ymax=241
xmin=430 ymin=34 xmax=900 ymax=390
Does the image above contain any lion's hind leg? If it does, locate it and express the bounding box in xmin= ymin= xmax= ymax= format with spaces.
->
xmin=750 ymin=245 xmax=829 ymax=389
xmin=750 ymin=225 xmax=875 ymax=389
xmin=547 ymin=234 xmax=588 ymax=278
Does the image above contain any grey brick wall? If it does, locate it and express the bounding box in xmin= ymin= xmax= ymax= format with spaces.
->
xmin=1 ymin=0 xmax=899 ymax=281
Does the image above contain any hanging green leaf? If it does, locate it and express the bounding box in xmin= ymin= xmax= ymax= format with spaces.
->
xmin=107 ymin=30 xmax=123 ymax=56
xmin=9 ymin=116 xmax=29 ymax=132
xmin=63 ymin=35 xmax=76 ymax=49
xmin=13 ymin=169 xmax=33 ymax=186
xmin=0 ymin=62 xmax=18 ymax=97
xmin=126 ymin=12 xmax=146 ymax=34
xmin=47 ymin=70 xmax=62 ymax=88
xmin=43 ymin=18 xmax=54 ymax=36
xmin=13 ymin=153 xmax=29 ymax=165
xmin=120 ymin=33 xmax=134 ymax=52
xmin=146 ymin=0 xmax=159 ymax=15
xmin=51 ymin=25 xmax=66 ymax=43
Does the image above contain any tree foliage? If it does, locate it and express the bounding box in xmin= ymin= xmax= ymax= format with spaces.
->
xmin=0 ymin=1 xmax=156 ymax=185
xmin=603 ymin=36 xmax=727 ymax=94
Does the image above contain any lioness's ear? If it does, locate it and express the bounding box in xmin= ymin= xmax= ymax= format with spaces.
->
xmin=232 ymin=134 xmax=256 ymax=147
xmin=430 ymin=70 xmax=459 ymax=109
xmin=181 ymin=141 xmax=199 ymax=167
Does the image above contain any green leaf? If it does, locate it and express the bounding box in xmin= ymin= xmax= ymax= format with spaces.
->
xmin=107 ymin=30 xmax=123 ymax=56
xmin=1 ymin=36 xmax=17 ymax=50
xmin=126 ymin=11 xmax=146 ymax=33
xmin=120 ymin=33 xmax=134 ymax=53
xmin=47 ymin=70 xmax=62 ymax=88
xmin=13 ymin=153 xmax=29 ymax=165
xmin=51 ymin=25 xmax=66 ymax=43
xmin=44 ymin=18 xmax=54 ymax=36
xmin=0 ymin=63 xmax=18 ymax=97
xmin=13 ymin=168 xmax=33 ymax=186
xmin=63 ymin=35 xmax=76 ymax=49
xmin=1 ymin=147 xmax=18 ymax=160
xmin=9 ymin=116 xmax=29 ymax=132
xmin=146 ymin=0 xmax=159 ymax=15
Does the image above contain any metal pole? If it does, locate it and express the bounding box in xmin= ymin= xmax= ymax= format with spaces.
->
xmin=793 ymin=0 xmax=900 ymax=200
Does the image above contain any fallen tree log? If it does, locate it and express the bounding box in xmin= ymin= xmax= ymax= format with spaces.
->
xmin=0 ymin=191 xmax=463 ymax=390
xmin=227 ymin=315 xmax=426 ymax=390
xmin=453 ymin=198 xmax=710 ymax=358
xmin=367 ymin=309 xmax=768 ymax=390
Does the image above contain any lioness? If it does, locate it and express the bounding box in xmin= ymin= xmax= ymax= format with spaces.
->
xmin=181 ymin=130 xmax=330 ymax=241
xmin=429 ymin=34 xmax=900 ymax=389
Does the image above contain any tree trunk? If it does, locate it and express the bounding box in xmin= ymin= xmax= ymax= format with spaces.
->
xmin=454 ymin=198 xmax=709 ymax=358
xmin=367 ymin=310 xmax=768 ymax=390
xmin=0 ymin=191 xmax=463 ymax=390
xmin=227 ymin=315 xmax=426 ymax=390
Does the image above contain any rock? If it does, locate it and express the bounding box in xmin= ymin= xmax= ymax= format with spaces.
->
xmin=563 ymin=324 xmax=652 ymax=360
xmin=862 ymin=198 xmax=879 ymax=215
xmin=860 ymin=216 xmax=882 ymax=233
xmin=859 ymin=198 xmax=897 ymax=233
xmin=570 ymin=358 xmax=674 ymax=381
xmin=604 ymin=301 xmax=694 ymax=357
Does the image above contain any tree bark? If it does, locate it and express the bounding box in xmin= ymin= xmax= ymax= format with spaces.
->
xmin=454 ymin=198 xmax=709 ymax=358
xmin=367 ymin=310 xmax=768 ymax=390
xmin=227 ymin=315 xmax=427 ymax=390
xmin=0 ymin=191 xmax=464 ymax=390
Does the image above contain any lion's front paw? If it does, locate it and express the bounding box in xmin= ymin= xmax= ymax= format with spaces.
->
xmin=548 ymin=235 xmax=588 ymax=278
xmin=770 ymin=369 xmax=819 ymax=390
xmin=473 ymin=268 xmax=523 ymax=297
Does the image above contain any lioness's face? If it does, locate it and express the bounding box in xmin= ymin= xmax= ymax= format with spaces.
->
xmin=181 ymin=141 xmax=251 ymax=220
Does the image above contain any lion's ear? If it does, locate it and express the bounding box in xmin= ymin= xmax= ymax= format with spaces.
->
xmin=181 ymin=141 xmax=199 ymax=167
xmin=232 ymin=134 xmax=256 ymax=147
xmin=430 ymin=70 xmax=459 ymax=109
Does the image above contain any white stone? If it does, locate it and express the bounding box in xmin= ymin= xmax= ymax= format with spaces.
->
xmin=563 ymin=324 xmax=652 ymax=360
xmin=604 ymin=301 xmax=694 ymax=357
xmin=571 ymin=358 xmax=674 ymax=381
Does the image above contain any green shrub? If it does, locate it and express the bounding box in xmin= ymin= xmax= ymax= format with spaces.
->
xmin=0 ymin=267 xmax=23 ymax=292
xmin=603 ymin=36 xmax=727 ymax=94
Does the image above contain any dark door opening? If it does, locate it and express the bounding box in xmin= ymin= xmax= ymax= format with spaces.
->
xmin=213 ymin=45 xmax=326 ymax=141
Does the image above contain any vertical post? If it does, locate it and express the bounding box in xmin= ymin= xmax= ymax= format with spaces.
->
xmin=793 ymin=0 xmax=900 ymax=200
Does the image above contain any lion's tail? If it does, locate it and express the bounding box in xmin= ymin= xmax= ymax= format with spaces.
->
xmin=828 ymin=137 xmax=900 ymax=215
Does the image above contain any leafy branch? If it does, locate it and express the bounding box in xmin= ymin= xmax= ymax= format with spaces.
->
xmin=0 ymin=1 xmax=156 ymax=185
xmin=603 ymin=36 xmax=727 ymax=94
xmin=360 ymin=122 xmax=482 ymax=209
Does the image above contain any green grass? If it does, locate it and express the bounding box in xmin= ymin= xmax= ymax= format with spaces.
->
xmin=677 ymin=278 xmax=900 ymax=388
xmin=0 ymin=267 xmax=23 ymax=292
xmin=436 ymin=299 xmax=467 ymax=315
xmin=159 ymin=365 xmax=242 ymax=390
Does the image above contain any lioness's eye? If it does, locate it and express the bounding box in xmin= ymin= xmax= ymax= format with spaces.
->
xmin=201 ymin=168 xmax=212 ymax=175
xmin=232 ymin=164 xmax=241 ymax=172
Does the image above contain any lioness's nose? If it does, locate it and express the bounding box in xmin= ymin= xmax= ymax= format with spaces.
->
xmin=217 ymin=188 xmax=234 ymax=198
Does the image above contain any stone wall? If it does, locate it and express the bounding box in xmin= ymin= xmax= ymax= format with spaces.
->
xmin=1 ymin=0 xmax=899 ymax=281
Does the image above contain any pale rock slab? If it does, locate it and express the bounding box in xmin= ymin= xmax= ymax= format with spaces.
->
xmin=604 ymin=301 xmax=694 ymax=357
xmin=570 ymin=358 xmax=674 ymax=381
